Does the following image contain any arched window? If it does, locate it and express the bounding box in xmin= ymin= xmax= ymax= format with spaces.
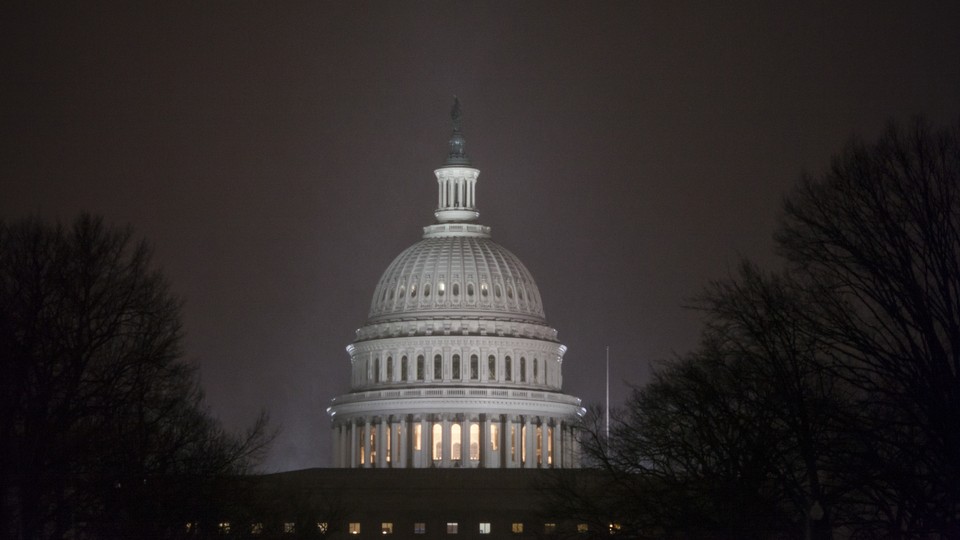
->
xmin=452 ymin=354 xmax=461 ymax=380
xmin=401 ymin=356 xmax=408 ymax=381
xmin=481 ymin=283 xmax=489 ymax=297
xmin=520 ymin=357 xmax=526 ymax=382
xmin=507 ymin=285 xmax=514 ymax=299
xmin=470 ymin=354 xmax=479 ymax=380
xmin=451 ymin=424 xmax=462 ymax=461
xmin=467 ymin=283 xmax=475 ymax=297
xmin=432 ymin=423 xmax=442 ymax=461
xmin=470 ymin=424 xmax=480 ymax=461
xmin=398 ymin=285 xmax=405 ymax=298
xmin=434 ymin=354 xmax=442 ymax=380
xmin=453 ymin=283 xmax=460 ymax=296
xmin=495 ymin=284 xmax=502 ymax=298
xmin=533 ymin=358 xmax=538 ymax=382
xmin=505 ymin=356 xmax=512 ymax=381
xmin=417 ymin=355 xmax=425 ymax=381
xmin=424 ymin=283 xmax=431 ymax=297
xmin=374 ymin=357 xmax=380 ymax=383
xmin=438 ymin=281 xmax=445 ymax=296
xmin=386 ymin=356 xmax=393 ymax=381
xmin=488 ymin=355 xmax=496 ymax=380
xmin=410 ymin=283 xmax=417 ymax=298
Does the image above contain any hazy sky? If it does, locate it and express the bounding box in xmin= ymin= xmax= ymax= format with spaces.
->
xmin=3 ymin=1 xmax=959 ymax=471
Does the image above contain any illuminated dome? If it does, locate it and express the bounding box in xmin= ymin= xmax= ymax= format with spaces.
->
xmin=328 ymin=99 xmax=584 ymax=469
xmin=367 ymin=233 xmax=546 ymax=324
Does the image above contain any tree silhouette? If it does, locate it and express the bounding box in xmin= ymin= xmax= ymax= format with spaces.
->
xmin=0 ymin=214 xmax=272 ymax=540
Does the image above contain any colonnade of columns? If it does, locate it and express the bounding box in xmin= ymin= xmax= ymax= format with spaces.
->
xmin=437 ymin=175 xmax=477 ymax=210
xmin=331 ymin=413 xmax=580 ymax=469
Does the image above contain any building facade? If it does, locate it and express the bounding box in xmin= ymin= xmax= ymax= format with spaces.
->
xmin=327 ymin=100 xmax=585 ymax=469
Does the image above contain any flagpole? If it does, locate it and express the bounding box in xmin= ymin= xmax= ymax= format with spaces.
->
xmin=605 ymin=345 xmax=610 ymax=440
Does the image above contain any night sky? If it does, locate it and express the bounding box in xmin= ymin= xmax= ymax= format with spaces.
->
xmin=3 ymin=2 xmax=959 ymax=471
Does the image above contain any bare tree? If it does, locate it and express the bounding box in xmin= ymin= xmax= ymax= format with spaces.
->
xmin=777 ymin=118 xmax=960 ymax=538
xmin=0 ymin=214 xmax=272 ymax=540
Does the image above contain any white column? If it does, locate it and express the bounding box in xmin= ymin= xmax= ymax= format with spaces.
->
xmin=461 ymin=418 xmax=470 ymax=467
xmin=552 ymin=420 xmax=562 ymax=468
xmin=349 ymin=422 xmax=357 ymax=468
xmin=441 ymin=417 xmax=451 ymax=467
xmin=524 ymin=417 xmax=536 ymax=468
xmin=376 ymin=420 xmax=387 ymax=468
xmin=480 ymin=415 xmax=489 ymax=468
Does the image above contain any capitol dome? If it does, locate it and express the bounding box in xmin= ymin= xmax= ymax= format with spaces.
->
xmin=367 ymin=233 xmax=546 ymax=324
xmin=328 ymin=99 xmax=584 ymax=469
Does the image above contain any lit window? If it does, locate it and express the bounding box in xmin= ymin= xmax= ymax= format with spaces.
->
xmin=438 ymin=281 xmax=445 ymax=296
xmin=318 ymin=522 xmax=329 ymax=534
xmin=470 ymin=423 xmax=480 ymax=460
xmin=349 ymin=523 xmax=361 ymax=535
xmin=488 ymin=355 xmax=496 ymax=380
xmin=470 ymin=354 xmax=479 ymax=380
xmin=577 ymin=523 xmax=589 ymax=534
xmin=548 ymin=426 xmax=554 ymax=465
xmin=251 ymin=522 xmax=264 ymax=535
xmin=481 ymin=283 xmax=488 ymax=297
xmin=185 ymin=522 xmax=197 ymax=534
xmin=433 ymin=423 xmax=443 ymax=461
xmin=451 ymin=423 xmax=462 ymax=460
xmin=414 ymin=522 xmax=426 ymax=534
xmin=544 ymin=523 xmax=557 ymax=535
xmin=452 ymin=354 xmax=461 ymax=379
xmin=447 ymin=522 xmax=459 ymax=534
xmin=284 ymin=522 xmax=296 ymax=534
xmin=218 ymin=522 xmax=231 ymax=535
xmin=511 ymin=523 xmax=524 ymax=534
xmin=414 ymin=423 xmax=422 ymax=451
xmin=434 ymin=354 xmax=442 ymax=380
xmin=381 ymin=522 xmax=393 ymax=535
xmin=608 ymin=522 xmax=621 ymax=535
xmin=479 ymin=522 xmax=491 ymax=534
xmin=410 ymin=283 xmax=417 ymax=297
xmin=490 ymin=423 xmax=499 ymax=451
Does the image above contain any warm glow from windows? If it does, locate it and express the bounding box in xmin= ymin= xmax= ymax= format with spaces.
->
xmin=251 ymin=522 xmax=263 ymax=535
xmin=470 ymin=423 xmax=480 ymax=460
xmin=414 ymin=423 xmax=422 ymax=450
xmin=490 ymin=424 xmax=499 ymax=451
xmin=218 ymin=522 xmax=231 ymax=534
xmin=381 ymin=523 xmax=393 ymax=535
xmin=318 ymin=522 xmax=329 ymax=534
xmin=577 ymin=523 xmax=589 ymax=534
xmin=447 ymin=522 xmax=459 ymax=534
xmin=451 ymin=423 xmax=462 ymax=460
xmin=511 ymin=523 xmax=524 ymax=534
xmin=544 ymin=523 xmax=557 ymax=534
xmin=432 ymin=423 xmax=442 ymax=460
xmin=414 ymin=522 xmax=426 ymax=534
xmin=548 ymin=426 xmax=554 ymax=465
xmin=349 ymin=523 xmax=361 ymax=535
xmin=521 ymin=425 xmax=527 ymax=462
xmin=284 ymin=522 xmax=296 ymax=534
xmin=479 ymin=522 xmax=491 ymax=534
xmin=608 ymin=522 xmax=621 ymax=535
xmin=536 ymin=425 xmax=543 ymax=465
